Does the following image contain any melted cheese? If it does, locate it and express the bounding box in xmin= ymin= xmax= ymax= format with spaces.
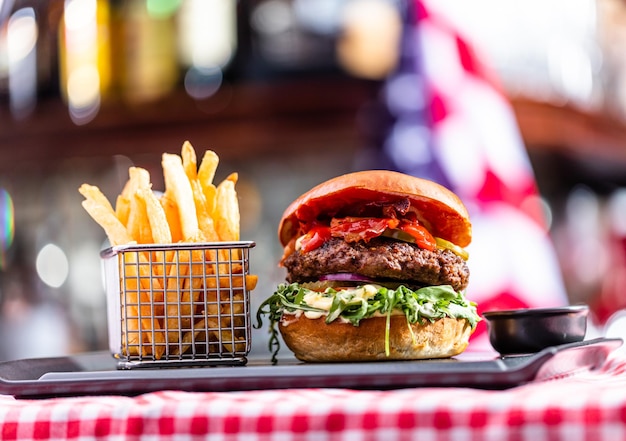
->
xmin=302 ymin=291 xmax=333 ymax=319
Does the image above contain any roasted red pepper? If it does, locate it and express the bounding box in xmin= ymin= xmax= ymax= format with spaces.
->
xmin=299 ymin=226 xmax=331 ymax=252
xmin=398 ymin=221 xmax=436 ymax=251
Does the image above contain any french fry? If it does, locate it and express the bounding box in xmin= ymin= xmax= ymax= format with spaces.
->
xmin=128 ymin=167 xmax=151 ymax=191
xmin=224 ymin=172 xmax=238 ymax=185
xmin=137 ymin=187 xmax=174 ymax=278
xmin=181 ymin=142 xmax=220 ymax=243
xmin=115 ymin=195 xmax=131 ymax=226
xmin=198 ymin=150 xmax=219 ymax=216
xmin=190 ymin=176 xmax=220 ymax=242
xmin=162 ymin=153 xmax=199 ymax=241
xmin=170 ymin=318 xmax=206 ymax=356
xmin=204 ymin=295 xmax=246 ymax=354
xmin=204 ymin=273 xmax=255 ymax=324
xmin=185 ymin=242 xmax=209 ymax=306
xmin=82 ymin=199 xmax=131 ymax=246
xmin=126 ymin=193 xmax=153 ymax=244
xmin=138 ymin=188 xmax=172 ymax=245
xmin=172 ymin=315 xmax=247 ymax=357
xmin=202 ymin=184 xmax=217 ymax=219
xmin=163 ymin=250 xmax=193 ymax=343
xmin=79 ymin=184 xmax=115 ymax=213
xmin=198 ymin=150 xmax=219 ymax=188
xmin=181 ymin=140 xmax=198 ymax=181
xmin=125 ymin=168 xmax=153 ymax=243
xmin=119 ymin=173 xmax=132 ymax=199
xmin=163 ymin=244 xmax=207 ymax=346
xmin=160 ymin=193 xmax=183 ymax=243
xmin=178 ymin=142 xmax=224 ymax=285
xmin=214 ymin=173 xmax=238 ymax=259
xmin=214 ymin=179 xmax=240 ymax=242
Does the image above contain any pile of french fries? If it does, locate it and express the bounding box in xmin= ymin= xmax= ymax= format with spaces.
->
xmin=79 ymin=141 xmax=257 ymax=361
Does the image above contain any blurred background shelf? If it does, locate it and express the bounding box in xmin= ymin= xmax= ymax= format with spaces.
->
xmin=0 ymin=76 xmax=374 ymax=172
xmin=6 ymin=79 xmax=626 ymax=177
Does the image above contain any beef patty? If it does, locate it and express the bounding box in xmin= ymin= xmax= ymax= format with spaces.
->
xmin=282 ymin=237 xmax=470 ymax=292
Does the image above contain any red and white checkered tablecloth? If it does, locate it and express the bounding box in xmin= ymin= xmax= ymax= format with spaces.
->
xmin=0 ymin=351 xmax=625 ymax=441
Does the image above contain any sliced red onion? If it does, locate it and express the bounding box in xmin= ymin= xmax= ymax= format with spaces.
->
xmin=319 ymin=273 xmax=375 ymax=283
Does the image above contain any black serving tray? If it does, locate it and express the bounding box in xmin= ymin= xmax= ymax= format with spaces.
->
xmin=0 ymin=338 xmax=621 ymax=398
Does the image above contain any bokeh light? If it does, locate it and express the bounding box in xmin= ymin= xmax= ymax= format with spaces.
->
xmin=146 ymin=0 xmax=181 ymax=19
xmin=7 ymin=7 xmax=38 ymax=119
xmin=0 ymin=188 xmax=15 ymax=270
xmin=337 ymin=0 xmax=402 ymax=79
xmin=250 ymin=0 xmax=293 ymax=36
xmin=36 ymin=243 xmax=70 ymax=288
xmin=6 ymin=8 xmax=37 ymax=61
xmin=178 ymin=0 xmax=236 ymax=69
xmin=184 ymin=66 xmax=223 ymax=100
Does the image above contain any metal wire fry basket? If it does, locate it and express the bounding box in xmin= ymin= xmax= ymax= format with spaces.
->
xmin=101 ymin=241 xmax=255 ymax=369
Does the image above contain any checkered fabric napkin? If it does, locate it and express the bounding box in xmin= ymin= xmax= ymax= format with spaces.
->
xmin=0 ymin=351 xmax=624 ymax=441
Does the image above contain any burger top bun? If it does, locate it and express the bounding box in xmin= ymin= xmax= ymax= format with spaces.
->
xmin=278 ymin=170 xmax=472 ymax=248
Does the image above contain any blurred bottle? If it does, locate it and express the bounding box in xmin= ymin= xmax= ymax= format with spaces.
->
xmin=37 ymin=0 xmax=64 ymax=98
xmin=2 ymin=2 xmax=60 ymax=119
xmin=176 ymin=0 xmax=236 ymax=101
xmin=111 ymin=0 xmax=179 ymax=104
xmin=58 ymin=0 xmax=112 ymax=124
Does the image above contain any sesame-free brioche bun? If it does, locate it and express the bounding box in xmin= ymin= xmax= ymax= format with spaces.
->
xmin=279 ymin=314 xmax=474 ymax=362
xmin=278 ymin=170 xmax=471 ymax=249
xmin=261 ymin=170 xmax=479 ymax=363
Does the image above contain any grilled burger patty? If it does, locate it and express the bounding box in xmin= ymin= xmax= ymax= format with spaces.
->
xmin=282 ymin=237 xmax=470 ymax=292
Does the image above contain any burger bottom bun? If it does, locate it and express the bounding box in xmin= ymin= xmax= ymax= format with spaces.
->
xmin=279 ymin=314 xmax=474 ymax=362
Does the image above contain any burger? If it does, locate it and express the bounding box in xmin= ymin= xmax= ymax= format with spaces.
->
xmin=256 ymin=170 xmax=480 ymax=362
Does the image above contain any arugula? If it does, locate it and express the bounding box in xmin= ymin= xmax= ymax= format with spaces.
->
xmin=255 ymin=282 xmax=480 ymax=363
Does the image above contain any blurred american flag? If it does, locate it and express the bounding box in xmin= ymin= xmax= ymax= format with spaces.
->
xmin=374 ymin=0 xmax=569 ymax=349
